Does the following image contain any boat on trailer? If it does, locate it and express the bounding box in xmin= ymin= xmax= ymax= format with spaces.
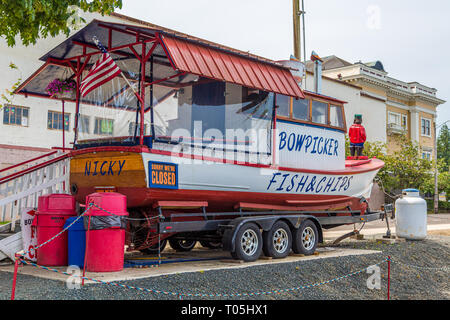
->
xmin=16 ymin=19 xmax=385 ymax=259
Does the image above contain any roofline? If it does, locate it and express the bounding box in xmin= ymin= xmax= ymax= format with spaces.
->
xmin=305 ymin=70 xmax=362 ymax=90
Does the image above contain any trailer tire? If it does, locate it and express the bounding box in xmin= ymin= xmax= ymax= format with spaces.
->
xmin=233 ymin=222 xmax=262 ymax=262
xmin=200 ymin=240 xmax=223 ymax=249
xmin=139 ymin=239 xmax=167 ymax=255
xmin=169 ymin=239 xmax=197 ymax=252
xmin=292 ymin=220 xmax=318 ymax=255
xmin=262 ymin=220 xmax=292 ymax=259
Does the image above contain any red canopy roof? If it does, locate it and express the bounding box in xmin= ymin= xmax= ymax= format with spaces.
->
xmin=161 ymin=34 xmax=305 ymax=99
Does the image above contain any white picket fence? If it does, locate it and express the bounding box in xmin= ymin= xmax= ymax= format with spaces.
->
xmin=0 ymin=153 xmax=70 ymax=232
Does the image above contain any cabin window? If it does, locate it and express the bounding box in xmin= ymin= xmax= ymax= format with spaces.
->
xmin=311 ymin=100 xmax=328 ymax=125
xmin=94 ymin=118 xmax=114 ymax=136
xmin=129 ymin=122 xmax=148 ymax=136
xmin=276 ymin=94 xmax=290 ymax=117
xmin=292 ymin=98 xmax=310 ymax=121
xmin=329 ymin=105 xmax=344 ymax=128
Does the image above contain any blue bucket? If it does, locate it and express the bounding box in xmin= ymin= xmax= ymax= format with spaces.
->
xmin=64 ymin=217 xmax=86 ymax=268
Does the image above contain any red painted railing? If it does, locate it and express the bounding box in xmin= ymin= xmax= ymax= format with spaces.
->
xmin=0 ymin=152 xmax=70 ymax=185
xmin=0 ymin=150 xmax=58 ymax=176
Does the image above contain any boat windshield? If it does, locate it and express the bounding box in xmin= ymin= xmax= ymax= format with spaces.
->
xmin=75 ymin=74 xmax=274 ymax=155
xmin=153 ymin=79 xmax=274 ymax=155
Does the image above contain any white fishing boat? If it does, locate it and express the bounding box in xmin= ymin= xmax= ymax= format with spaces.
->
xmin=16 ymin=20 xmax=385 ymax=257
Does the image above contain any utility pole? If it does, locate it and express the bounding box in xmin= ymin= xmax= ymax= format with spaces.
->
xmin=301 ymin=0 xmax=306 ymax=63
xmin=293 ymin=0 xmax=301 ymax=60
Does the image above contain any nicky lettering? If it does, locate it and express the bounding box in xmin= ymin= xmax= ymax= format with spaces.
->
xmin=84 ymin=160 xmax=126 ymax=176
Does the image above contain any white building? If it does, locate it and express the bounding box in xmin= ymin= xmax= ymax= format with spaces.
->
xmin=0 ymin=13 xmax=147 ymax=169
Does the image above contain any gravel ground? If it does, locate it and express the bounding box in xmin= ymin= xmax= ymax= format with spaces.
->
xmin=0 ymin=235 xmax=448 ymax=300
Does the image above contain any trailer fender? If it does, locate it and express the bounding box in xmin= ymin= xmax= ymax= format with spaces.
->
xmin=222 ymin=215 xmax=323 ymax=253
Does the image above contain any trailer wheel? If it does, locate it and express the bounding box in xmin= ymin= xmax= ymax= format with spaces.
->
xmin=139 ymin=239 xmax=167 ymax=255
xmin=169 ymin=239 xmax=197 ymax=252
xmin=233 ymin=223 xmax=262 ymax=262
xmin=292 ymin=220 xmax=318 ymax=255
xmin=262 ymin=221 xmax=292 ymax=259
xmin=200 ymin=240 xmax=223 ymax=249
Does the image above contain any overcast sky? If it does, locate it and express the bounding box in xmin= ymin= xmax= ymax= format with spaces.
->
xmin=118 ymin=0 xmax=449 ymax=128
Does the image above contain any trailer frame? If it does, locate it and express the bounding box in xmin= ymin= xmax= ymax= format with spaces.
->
xmin=155 ymin=206 xmax=392 ymax=261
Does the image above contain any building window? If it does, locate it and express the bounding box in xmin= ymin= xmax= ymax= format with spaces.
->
xmin=421 ymin=118 xmax=431 ymax=136
xmin=129 ymin=122 xmax=148 ymax=136
xmin=388 ymin=112 xmax=401 ymax=126
xmin=3 ymin=105 xmax=29 ymax=127
xmin=78 ymin=115 xmax=90 ymax=134
xmin=330 ymin=105 xmax=344 ymax=128
xmin=47 ymin=111 xmax=69 ymax=131
xmin=422 ymin=151 xmax=432 ymax=160
xmin=94 ymin=118 xmax=114 ymax=135
xmin=388 ymin=111 xmax=408 ymax=133
xmin=292 ymin=98 xmax=310 ymax=121
xmin=401 ymin=114 xmax=408 ymax=129
xmin=311 ymin=100 xmax=328 ymax=125
xmin=276 ymin=94 xmax=290 ymax=117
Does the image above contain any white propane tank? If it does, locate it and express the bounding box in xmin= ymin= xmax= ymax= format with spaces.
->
xmin=395 ymin=189 xmax=427 ymax=240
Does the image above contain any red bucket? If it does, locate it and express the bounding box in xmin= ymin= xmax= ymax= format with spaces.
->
xmin=35 ymin=194 xmax=77 ymax=266
xmin=84 ymin=193 xmax=128 ymax=272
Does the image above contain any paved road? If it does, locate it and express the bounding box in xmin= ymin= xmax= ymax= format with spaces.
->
xmin=323 ymin=213 xmax=450 ymax=239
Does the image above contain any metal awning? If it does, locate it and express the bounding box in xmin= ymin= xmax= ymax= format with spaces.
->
xmin=161 ymin=34 xmax=305 ymax=99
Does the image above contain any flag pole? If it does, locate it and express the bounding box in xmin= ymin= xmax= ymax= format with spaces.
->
xmin=92 ymin=36 xmax=145 ymax=107
xmin=89 ymin=36 xmax=164 ymax=136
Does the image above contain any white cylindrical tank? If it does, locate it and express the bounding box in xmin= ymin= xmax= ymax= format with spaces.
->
xmin=395 ymin=189 xmax=427 ymax=240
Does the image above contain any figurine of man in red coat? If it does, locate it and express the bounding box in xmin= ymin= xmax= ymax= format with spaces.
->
xmin=348 ymin=114 xmax=366 ymax=159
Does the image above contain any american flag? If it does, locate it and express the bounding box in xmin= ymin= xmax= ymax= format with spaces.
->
xmin=80 ymin=37 xmax=122 ymax=97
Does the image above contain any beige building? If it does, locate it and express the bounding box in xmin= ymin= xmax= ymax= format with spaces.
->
xmin=307 ymin=56 xmax=446 ymax=158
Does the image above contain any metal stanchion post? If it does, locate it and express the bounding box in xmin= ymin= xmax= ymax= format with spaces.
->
xmin=387 ymin=256 xmax=391 ymax=300
xmin=10 ymin=255 xmax=21 ymax=300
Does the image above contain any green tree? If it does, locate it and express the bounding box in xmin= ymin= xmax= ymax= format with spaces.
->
xmin=346 ymin=134 xmax=433 ymax=198
xmin=378 ymin=135 xmax=433 ymax=196
xmin=0 ymin=0 xmax=122 ymax=47
xmin=422 ymin=159 xmax=450 ymax=196
xmin=437 ymin=123 xmax=450 ymax=168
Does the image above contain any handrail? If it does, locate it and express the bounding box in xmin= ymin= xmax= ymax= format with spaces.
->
xmin=0 ymin=150 xmax=58 ymax=174
xmin=0 ymin=153 xmax=70 ymax=185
